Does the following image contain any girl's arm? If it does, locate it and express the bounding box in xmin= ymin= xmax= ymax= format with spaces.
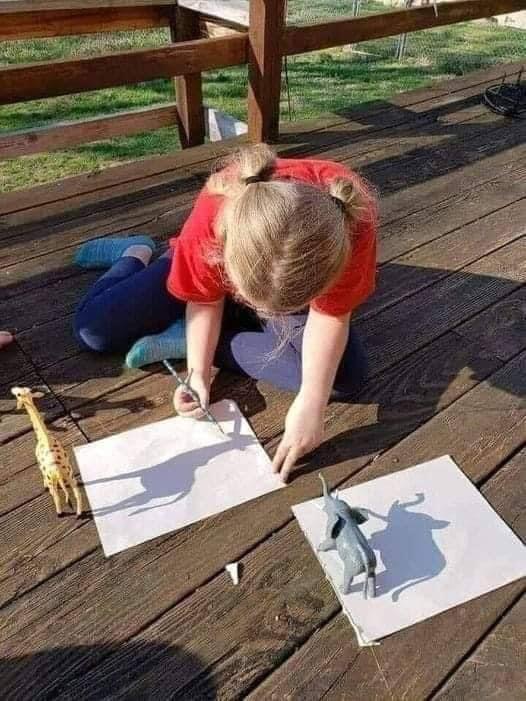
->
xmin=174 ymin=299 xmax=224 ymax=417
xmin=272 ymin=308 xmax=350 ymax=481
xmin=301 ymin=308 xmax=350 ymax=408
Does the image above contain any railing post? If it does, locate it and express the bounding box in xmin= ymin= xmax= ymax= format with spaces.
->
xmin=171 ymin=3 xmax=205 ymax=148
xmin=248 ymin=0 xmax=286 ymax=143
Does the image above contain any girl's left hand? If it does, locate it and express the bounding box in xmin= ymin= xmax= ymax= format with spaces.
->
xmin=272 ymin=392 xmax=325 ymax=483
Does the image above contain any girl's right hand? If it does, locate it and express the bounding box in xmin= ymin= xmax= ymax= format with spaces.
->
xmin=173 ymin=371 xmax=210 ymax=419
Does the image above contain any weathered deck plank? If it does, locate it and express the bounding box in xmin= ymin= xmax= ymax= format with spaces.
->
xmin=5 ymin=118 xmax=521 ymax=303
xmin=0 ymin=344 xmax=34 ymax=395
xmin=357 ymin=197 xmax=526 ymax=322
xmin=454 ymin=286 xmax=526 ymax=362
xmin=437 ymin=595 xmax=526 ymax=700
xmin=359 ymin=236 xmax=525 ymax=376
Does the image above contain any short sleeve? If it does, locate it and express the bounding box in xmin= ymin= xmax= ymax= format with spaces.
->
xmin=311 ymin=218 xmax=377 ymax=317
xmin=166 ymin=189 xmax=227 ymax=303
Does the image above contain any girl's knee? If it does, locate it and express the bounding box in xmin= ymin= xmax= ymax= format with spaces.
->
xmin=73 ymin=308 xmax=120 ymax=354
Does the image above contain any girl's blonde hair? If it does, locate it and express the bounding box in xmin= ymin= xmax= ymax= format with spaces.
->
xmin=208 ymin=143 xmax=373 ymax=314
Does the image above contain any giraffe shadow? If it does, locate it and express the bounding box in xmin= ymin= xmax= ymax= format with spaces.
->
xmin=83 ymin=409 xmax=255 ymax=517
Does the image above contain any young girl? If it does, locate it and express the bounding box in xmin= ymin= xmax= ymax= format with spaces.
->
xmin=74 ymin=144 xmax=377 ymax=482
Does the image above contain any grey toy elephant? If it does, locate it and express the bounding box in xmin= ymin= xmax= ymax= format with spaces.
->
xmin=317 ymin=474 xmax=377 ymax=599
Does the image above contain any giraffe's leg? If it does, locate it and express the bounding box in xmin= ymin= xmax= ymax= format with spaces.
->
xmin=58 ymin=477 xmax=71 ymax=506
xmin=36 ymin=447 xmax=47 ymax=489
xmin=66 ymin=472 xmax=84 ymax=517
xmin=37 ymin=462 xmax=48 ymax=489
xmin=49 ymin=483 xmax=63 ymax=516
xmin=72 ymin=483 xmax=84 ymax=518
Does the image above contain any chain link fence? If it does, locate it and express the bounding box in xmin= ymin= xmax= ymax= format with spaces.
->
xmin=281 ymin=1 xmax=525 ymax=121
xmin=287 ymin=1 xmax=525 ymax=72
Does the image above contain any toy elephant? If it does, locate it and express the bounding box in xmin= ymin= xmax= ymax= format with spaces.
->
xmin=317 ymin=474 xmax=377 ymax=599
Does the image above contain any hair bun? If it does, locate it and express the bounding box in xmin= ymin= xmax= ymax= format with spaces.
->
xmin=328 ymin=176 xmax=370 ymax=223
xmin=207 ymin=143 xmax=277 ymax=196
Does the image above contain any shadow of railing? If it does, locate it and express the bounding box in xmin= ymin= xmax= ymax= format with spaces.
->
xmin=0 ymin=641 xmax=216 ymax=700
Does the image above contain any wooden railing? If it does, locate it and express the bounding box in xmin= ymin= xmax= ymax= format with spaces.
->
xmin=0 ymin=0 xmax=249 ymax=154
xmin=0 ymin=0 xmax=525 ymax=163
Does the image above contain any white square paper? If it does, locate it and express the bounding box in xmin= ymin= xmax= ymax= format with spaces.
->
xmin=293 ymin=456 xmax=526 ymax=645
xmin=75 ymin=400 xmax=282 ymax=556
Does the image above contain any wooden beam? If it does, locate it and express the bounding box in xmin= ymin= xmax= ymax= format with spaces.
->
xmin=180 ymin=0 xmax=249 ymax=28
xmin=171 ymin=6 xmax=205 ymax=149
xmin=0 ymin=34 xmax=248 ymax=105
xmin=0 ymin=104 xmax=179 ymax=159
xmin=0 ymin=0 xmax=177 ymax=11
xmin=248 ymin=0 xmax=286 ymax=143
xmin=284 ymin=0 xmax=526 ymax=54
xmin=0 ymin=7 xmax=172 ymax=40
xmin=0 ymin=0 xmax=249 ymax=30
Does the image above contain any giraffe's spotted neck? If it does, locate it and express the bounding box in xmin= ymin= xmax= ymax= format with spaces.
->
xmin=23 ymin=401 xmax=51 ymax=445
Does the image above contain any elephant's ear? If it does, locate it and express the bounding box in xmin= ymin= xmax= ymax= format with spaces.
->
xmin=350 ymin=508 xmax=368 ymax=524
xmin=330 ymin=516 xmax=345 ymax=539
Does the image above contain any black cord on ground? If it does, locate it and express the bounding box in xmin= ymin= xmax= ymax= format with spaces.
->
xmin=483 ymin=68 xmax=526 ymax=119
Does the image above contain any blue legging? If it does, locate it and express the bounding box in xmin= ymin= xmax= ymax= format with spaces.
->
xmin=74 ymin=256 xmax=369 ymax=399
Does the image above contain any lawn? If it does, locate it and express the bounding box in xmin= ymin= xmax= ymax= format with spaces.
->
xmin=0 ymin=0 xmax=523 ymax=191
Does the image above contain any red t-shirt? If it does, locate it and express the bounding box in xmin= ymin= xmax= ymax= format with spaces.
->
xmin=167 ymin=158 xmax=377 ymax=317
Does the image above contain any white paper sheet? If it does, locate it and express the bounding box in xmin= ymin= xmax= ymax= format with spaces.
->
xmin=293 ymin=456 xmax=526 ymax=645
xmin=74 ymin=400 xmax=282 ymax=556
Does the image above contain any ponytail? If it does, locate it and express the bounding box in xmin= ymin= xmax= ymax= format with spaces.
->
xmin=207 ymin=143 xmax=277 ymax=196
xmin=328 ymin=176 xmax=373 ymax=231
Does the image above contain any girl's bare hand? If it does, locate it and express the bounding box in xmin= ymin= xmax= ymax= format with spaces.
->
xmin=173 ymin=371 xmax=210 ymax=419
xmin=272 ymin=392 xmax=325 ymax=483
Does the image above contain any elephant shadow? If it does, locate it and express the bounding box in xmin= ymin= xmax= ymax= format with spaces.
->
xmin=84 ymin=409 xmax=255 ymax=518
xmin=350 ymin=493 xmax=450 ymax=601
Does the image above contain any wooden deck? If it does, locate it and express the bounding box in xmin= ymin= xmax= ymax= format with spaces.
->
xmin=1 ymin=63 xmax=525 ymax=699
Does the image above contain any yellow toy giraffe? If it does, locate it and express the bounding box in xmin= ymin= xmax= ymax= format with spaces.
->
xmin=11 ymin=387 xmax=84 ymax=517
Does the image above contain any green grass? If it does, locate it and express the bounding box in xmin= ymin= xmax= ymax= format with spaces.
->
xmin=0 ymin=1 xmax=523 ymax=191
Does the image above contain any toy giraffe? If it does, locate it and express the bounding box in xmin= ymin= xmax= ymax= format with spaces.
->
xmin=11 ymin=387 xmax=83 ymax=517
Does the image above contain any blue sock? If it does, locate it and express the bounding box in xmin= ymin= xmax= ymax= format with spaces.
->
xmin=125 ymin=320 xmax=186 ymax=369
xmin=75 ymin=236 xmax=156 ymax=269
